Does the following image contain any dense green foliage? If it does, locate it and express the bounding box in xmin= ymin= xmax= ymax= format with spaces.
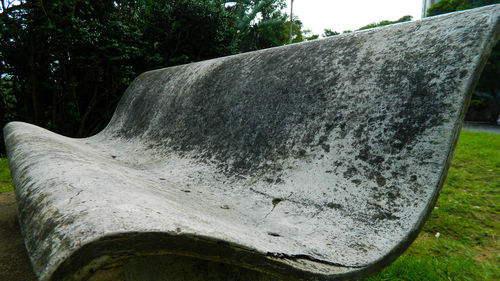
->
xmin=226 ymin=0 xmax=305 ymax=51
xmin=0 ymin=0 xmax=304 ymax=154
xmin=322 ymin=29 xmax=340 ymax=38
xmin=427 ymin=0 xmax=499 ymax=16
xmin=0 ymin=0 xmax=236 ymax=142
xmin=1 ymin=130 xmax=498 ymax=279
xmin=366 ymin=130 xmax=499 ymax=280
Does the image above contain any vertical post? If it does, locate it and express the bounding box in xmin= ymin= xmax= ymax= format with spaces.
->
xmin=289 ymin=0 xmax=294 ymax=43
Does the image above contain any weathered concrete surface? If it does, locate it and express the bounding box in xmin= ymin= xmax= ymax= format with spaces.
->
xmin=4 ymin=5 xmax=500 ymax=281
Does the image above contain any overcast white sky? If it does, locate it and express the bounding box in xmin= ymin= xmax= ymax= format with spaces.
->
xmin=291 ymin=0 xmax=423 ymax=35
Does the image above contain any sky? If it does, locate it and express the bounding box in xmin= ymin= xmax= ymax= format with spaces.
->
xmin=290 ymin=0 xmax=424 ymax=35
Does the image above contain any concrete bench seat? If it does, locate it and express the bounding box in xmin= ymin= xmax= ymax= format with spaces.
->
xmin=4 ymin=5 xmax=500 ymax=281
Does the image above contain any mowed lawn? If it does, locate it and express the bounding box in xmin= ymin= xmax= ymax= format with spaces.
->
xmin=0 ymin=130 xmax=498 ymax=280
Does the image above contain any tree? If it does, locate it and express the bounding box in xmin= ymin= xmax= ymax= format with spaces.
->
xmin=323 ymin=29 xmax=340 ymax=37
xmin=427 ymin=0 xmax=499 ymax=16
xmin=138 ymin=0 xmax=237 ymax=68
xmin=358 ymin=15 xmax=413 ymax=30
xmin=303 ymin=30 xmax=319 ymax=41
xmin=238 ymin=13 xmax=304 ymax=51
xmin=0 ymin=0 xmax=238 ymax=154
xmin=224 ymin=0 xmax=305 ymax=52
xmin=0 ymin=0 xmax=310 ymax=154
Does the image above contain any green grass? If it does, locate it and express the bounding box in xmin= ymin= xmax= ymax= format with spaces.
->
xmin=366 ymin=130 xmax=500 ymax=281
xmin=0 ymin=131 xmax=498 ymax=280
xmin=0 ymin=158 xmax=12 ymax=193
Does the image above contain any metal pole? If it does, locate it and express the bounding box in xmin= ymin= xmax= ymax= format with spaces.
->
xmin=289 ymin=0 xmax=294 ymax=43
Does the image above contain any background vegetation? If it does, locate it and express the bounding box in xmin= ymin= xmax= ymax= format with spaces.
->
xmin=0 ymin=0 xmax=306 ymax=154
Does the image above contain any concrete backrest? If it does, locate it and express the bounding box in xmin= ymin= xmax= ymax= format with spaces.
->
xmin=4 ymin=5 xmax=500 ymax=281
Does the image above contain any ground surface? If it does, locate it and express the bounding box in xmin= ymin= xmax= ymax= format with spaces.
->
xmin=0 ymin=192 xmax=37 ymax=281
xmin=0 ymin=130 xmax=498 ymax=280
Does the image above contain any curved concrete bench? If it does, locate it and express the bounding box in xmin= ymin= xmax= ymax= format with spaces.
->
xmin=4 ymin=5 xmax=500 ymax=281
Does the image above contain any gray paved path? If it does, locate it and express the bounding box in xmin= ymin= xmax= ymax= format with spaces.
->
xmin=462 ymin=122 xmax=500 ymax=135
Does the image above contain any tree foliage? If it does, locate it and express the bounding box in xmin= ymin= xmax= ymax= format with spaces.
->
xmin=227 ymin=0 xmax=304 ymax=51
xmin=323 ymin=29 xmax=339 ymax=37
xmin=302 ymin=30 xmax=319 ymax=41
xmin=358 ymin=15 xmax=413 ymax=30
xmin=0 ymin=0 xmax=310 ymax=154
xmin=0 ymin=0 xmax=236 ymax=144
xmin=322 ymin=15 xmax=412 ymax=37
xmin=427 ymin=0 xmax=499 ymax=16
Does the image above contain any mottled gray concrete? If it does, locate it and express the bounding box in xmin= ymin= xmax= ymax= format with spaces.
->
xmin=4 ymin=5 xmax=500 ymax=281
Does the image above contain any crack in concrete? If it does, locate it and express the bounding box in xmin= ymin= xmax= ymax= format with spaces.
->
xmin=266 ymin=252 xmax=365 ymax=269
xmin=68 ymin=190 xmax=82 ymax=204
